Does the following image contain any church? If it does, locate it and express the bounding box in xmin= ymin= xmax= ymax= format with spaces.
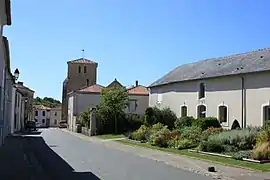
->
xmin=61 ymin=58 xmax=149 ymax=129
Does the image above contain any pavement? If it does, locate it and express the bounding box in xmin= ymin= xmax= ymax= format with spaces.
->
xmin=0 ymin=131 xmax=48 ymax=180
xmin=1 ymin=128 xmax=270 ymax=180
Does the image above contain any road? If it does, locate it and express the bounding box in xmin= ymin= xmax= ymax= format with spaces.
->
xmin=29 ymin=128 xmax=212 ymax=180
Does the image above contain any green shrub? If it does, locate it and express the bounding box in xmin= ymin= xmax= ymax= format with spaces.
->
xmin=159 ymin=108 xmax=177 ymax=129
xmin=229 ymin=151 xmax=251 ymax=160
xmin=144 ymin=107 xmax=156 ymax=126
xmin=200 ymin=128 xmax=259 ymax=153
xmin=146 ymin=107 xmax=177 ymax=130
xmin=199 ymin=139 xmax=225 ymax=153
xmin=252 ymin=126 xmax=270 ymax=160
xmin=174 ymin=116 xmax=195 ymax=129
xmin=193 ymin=117 xmax=221 ymax=131
xmin=252 ymin=142 xmax=270 ymax=160
xmin=180 ymin=126 xmax=202 ymax=144
xmin=125 ymin=113 xmax=143 ymax=132
xmin=255 ymin=125 xmax=270 ymax=145
xmin=177 ymin=139 xmax=196 ymax=150
xmin=149 ymin=125 xmax=171 ymax=147
xmin=151 ymin=123 xmax=165 ymax=132
xmin=201 ymin=127 xmax=223 ymax=141
xmin=130 ymin=125 xmax=149 ymax=142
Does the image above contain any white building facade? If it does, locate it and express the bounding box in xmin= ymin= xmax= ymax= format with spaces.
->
xmin=149 ymin=48 xmax=270 ymax=129
xmin=0 ymin=0 xmax=12 ymax=146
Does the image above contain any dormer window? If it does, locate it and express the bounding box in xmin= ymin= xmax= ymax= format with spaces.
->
xmin=199 ymin=82 xmax=205 ymax=99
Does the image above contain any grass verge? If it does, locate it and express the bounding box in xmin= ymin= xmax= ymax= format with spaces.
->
xmin=117 ymin=139 xmax=270 ymax=172
xmin=96 ymin=134 xmax=125 ymax=139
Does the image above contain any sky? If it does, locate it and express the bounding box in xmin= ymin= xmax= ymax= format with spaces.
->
xmin=4 ymin=0 xmax=270 ymax=101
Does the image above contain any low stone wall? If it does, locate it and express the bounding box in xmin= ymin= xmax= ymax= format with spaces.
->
xmin=81 ymin=127 xmax=91 ymax=136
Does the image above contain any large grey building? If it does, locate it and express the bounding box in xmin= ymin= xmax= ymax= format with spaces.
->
xmin=149 ymin=48 xmax=270 ymax=129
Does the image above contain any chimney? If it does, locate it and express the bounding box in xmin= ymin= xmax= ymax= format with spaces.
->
xmin=135 ymin=80 xmax=138 ymax=87
xmin=18 ymin=81 xmax=23 ymax=86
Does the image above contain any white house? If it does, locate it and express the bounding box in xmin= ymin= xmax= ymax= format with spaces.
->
xmin=67 ymin=80 xmax=149 ymax=132
xmin=10 ymin=87 xmax=25 ymax=133
xmin=33 ymin=105 xmax=61 ymax=127
xmin=0 ymin=0 xmax=12 ymax=145
xmin=33 ymin=105 xmax=51 ymax=127
xmin=149 ymin=48 xmax=270 ymax=129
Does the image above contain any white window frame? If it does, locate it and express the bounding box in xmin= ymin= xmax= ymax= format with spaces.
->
xmin=180 ymin=105 xmax=188 ymax=117
xmin=261 ymin=102 xmax=270 ymax=126
xmin=196 ymin=104 xmax=207 ymax=118
xmin=217 ymin=103 xmax=229 ymax=127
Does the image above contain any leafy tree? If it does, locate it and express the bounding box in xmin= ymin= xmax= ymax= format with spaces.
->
xmin=34 ymin=96 xmax=61 ymax=108
xmin=97 ymin=87 xmax=128 ymax=134
xmin=78 ymin=109 xmax=90 ymax=128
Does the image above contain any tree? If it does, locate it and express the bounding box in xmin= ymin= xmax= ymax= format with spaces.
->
xmin=97 ymin=86 xmax=128 ymax=134
xmin=78 ymin=109 xmax=90 ymax=128
xmin=34 ymin=96 xmax=61 ymax=108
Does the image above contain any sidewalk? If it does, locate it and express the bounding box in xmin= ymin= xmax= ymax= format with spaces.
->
xmin=0 ymin=134 xmax=49 ymax=180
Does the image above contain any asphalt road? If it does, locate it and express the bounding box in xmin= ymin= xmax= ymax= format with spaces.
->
xmin=29 ymin=128 xmax=212 ymax=180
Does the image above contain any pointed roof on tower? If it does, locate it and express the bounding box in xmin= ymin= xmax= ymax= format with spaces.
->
xmin=67 ymin=58 xmax=97 ymax=64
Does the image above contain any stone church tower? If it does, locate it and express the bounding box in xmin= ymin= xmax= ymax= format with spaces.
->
xmin=61 ymin=58 xmax=98 ymax=121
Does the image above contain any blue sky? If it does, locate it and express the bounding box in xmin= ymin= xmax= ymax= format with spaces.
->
xmin=4 ymin=0 xmax=270 ymax=101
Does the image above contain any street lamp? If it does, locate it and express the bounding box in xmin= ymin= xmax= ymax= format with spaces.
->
xmin=13 ymin=68 xmax=20 ymax=81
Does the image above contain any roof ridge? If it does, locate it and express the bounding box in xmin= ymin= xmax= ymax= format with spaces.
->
xmin=150 ymin=47 xmax=270 ymax=87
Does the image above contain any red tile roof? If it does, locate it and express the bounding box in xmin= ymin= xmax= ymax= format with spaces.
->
xmin=128 ymin=85 xmax=149 ymax=95
xmin=79 ymin=84 xmax=104 ymax=93
xmin=67 ymin=58 xmax=97 ymax=64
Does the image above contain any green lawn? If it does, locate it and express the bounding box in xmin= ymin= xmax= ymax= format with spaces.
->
xmin=117 ymin=139 xmax=270 ymax=172
xmin=96 ymin=134 xmax=125 ymax=139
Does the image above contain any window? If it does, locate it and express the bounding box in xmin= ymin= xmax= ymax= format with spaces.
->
xmin=219 ymin=105 xmax=228 ymax=123
xmin=199 ymin=83 xmax=205 ymax=99
xmin=54 ymin=112 xmax=57 ymax=116
xmin=84 ymin=66 xmax=87 ymax=73
xmin=128 ymin=100 xmax=137 ymax=112
xmin=35 ymin=111 xmax=38 ymax=116
xmin=197 ymin=105 xmax=206 ymax=118
xmin=86 ymin=79 xmax=89 ymax=86
xmin=34 ymin=119 xmax=38 ymax=122
xmin=78 ymin=66 xmax=81 ymax=73
xmin=263 ymin=105 xmax=270 ymax=124
xmin=54 ymin=119 xmax=57 ymax=124
xmin=42 ymin=119 xmax=45 ymax=123
xmin=181 ymin=106 xmax=187 ymax=117
xmin=42 ymin=111 xmax=45 ymax=116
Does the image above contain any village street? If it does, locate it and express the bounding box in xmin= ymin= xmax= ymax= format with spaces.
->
xmin=22 ymin=128 xmax=270 ymax=180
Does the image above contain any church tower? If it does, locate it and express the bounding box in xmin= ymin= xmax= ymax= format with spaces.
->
xmin=61 ymin=57 xmax=98 ymax=121
xmin=66 ymin=58 xmax=98 ymax=92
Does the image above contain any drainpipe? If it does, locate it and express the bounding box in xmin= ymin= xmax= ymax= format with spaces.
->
xmin=240 ymin=76 xmax=246 ymax=129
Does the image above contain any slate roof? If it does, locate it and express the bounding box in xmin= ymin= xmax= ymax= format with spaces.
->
xmin=67 ymin=58 xmax=97 ymax=64
xmin=149 ymin=48 xmax=270 ymax=88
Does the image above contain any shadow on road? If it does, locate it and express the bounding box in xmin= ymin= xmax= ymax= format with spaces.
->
xmin=24 ymin=135 xmax=100 ymax=180
xmin=20 ymin=130 xmax=42 ymax=135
